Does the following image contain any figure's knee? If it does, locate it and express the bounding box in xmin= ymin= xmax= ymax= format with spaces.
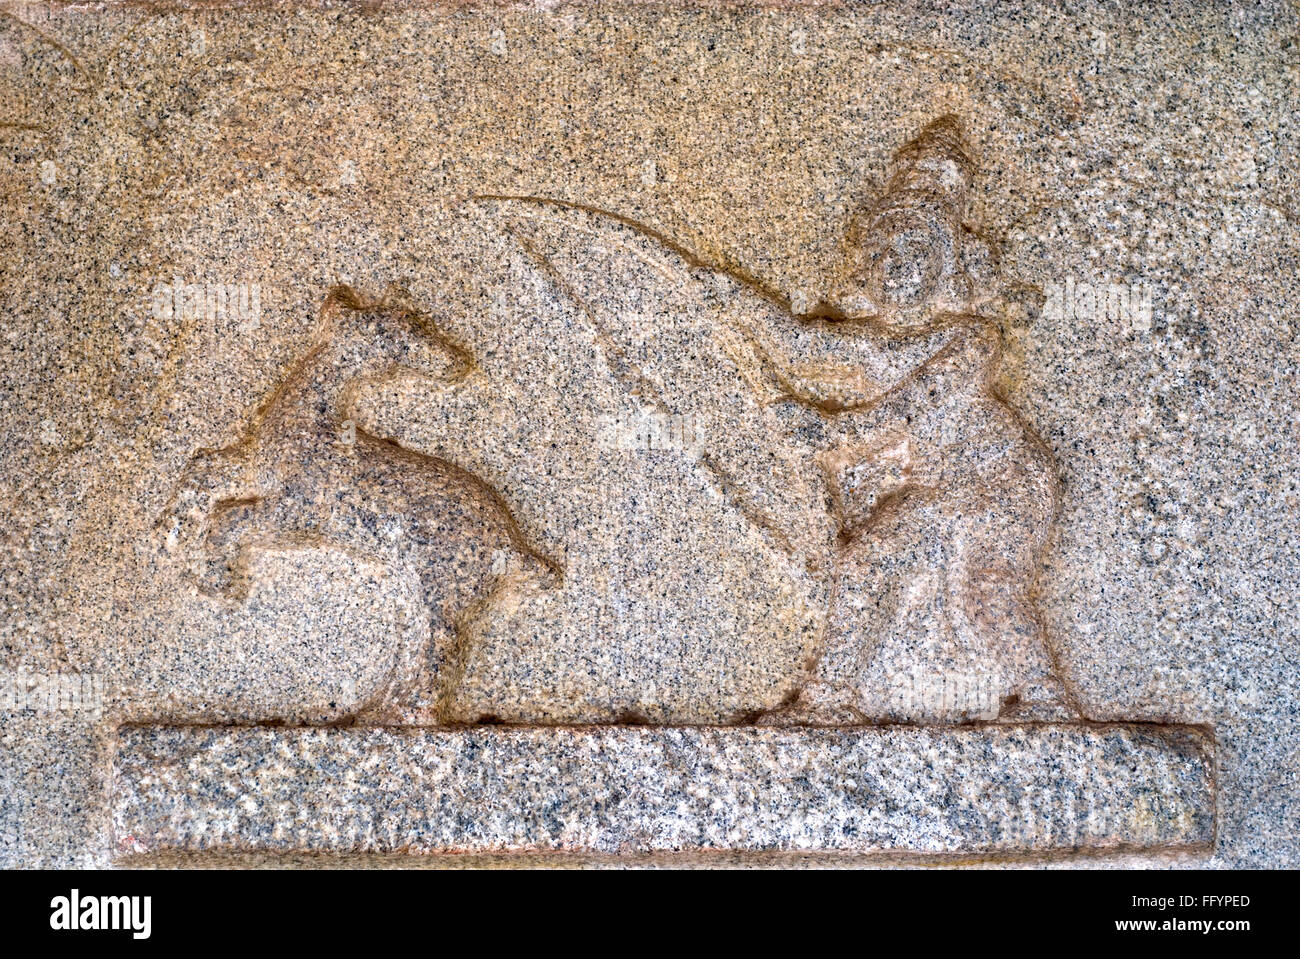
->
xmin=959 ymin=563 xmax=1035 ymax=621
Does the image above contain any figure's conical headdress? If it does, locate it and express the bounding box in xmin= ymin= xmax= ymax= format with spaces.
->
xmin=877 ymin=115 xmax=975 ymax=220
xmin=832 ymin=116 xmax=996 ymax=321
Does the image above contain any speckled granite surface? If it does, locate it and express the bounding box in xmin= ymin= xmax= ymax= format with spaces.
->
xmin=1 ymin=1 xmax=1296 ymax=866
xmin=113 ymin=725 xmax=1213 ymax=857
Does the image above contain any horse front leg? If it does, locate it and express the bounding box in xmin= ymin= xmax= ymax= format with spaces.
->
xmin=155 ymin=443 xmax=262 ymax=563
xmin=193 ymin=495 xmax=276 ymax=599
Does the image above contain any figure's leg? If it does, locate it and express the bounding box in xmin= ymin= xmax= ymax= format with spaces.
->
xmin=793 ymin=486 xmax=1034 ymax=724
xmin=428 ymin=560 xmax=515 ymax=723
xmin=956 ymin=562 xmax=1072 ymax=719
xmin=938 ymin=438 xmax=1073 ymax=720
xmin=763 ymin=490 xmax=926 ymax=724
xmin=351 ymin=606 xmax=452 ymax=726
xmin=841 ymin=492 xmax=982 ymax=722
xmin=380 ymin=548 xmax=559 ymax=725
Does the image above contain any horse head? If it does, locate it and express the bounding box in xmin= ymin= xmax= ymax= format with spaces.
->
xmin=320 ymin=283 xmax=476 ymax=385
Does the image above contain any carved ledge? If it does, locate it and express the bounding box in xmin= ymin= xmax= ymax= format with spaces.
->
xmin=113 ymin=724 xmax=1213 ymax=859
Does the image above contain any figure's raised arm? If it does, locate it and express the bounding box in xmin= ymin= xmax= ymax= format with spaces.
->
xmin=727 ymin=306 xmax=970 ymax=412
xmin=818 ymin=317 xmax=1001 ymax=449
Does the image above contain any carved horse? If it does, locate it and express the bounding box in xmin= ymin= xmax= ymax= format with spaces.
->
xmin=155 ymin=285 xmax=560 ymax=723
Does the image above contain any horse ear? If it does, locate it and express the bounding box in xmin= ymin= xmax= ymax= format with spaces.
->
xmin=324 ymin=284 xmax=373 ymax=313
xmin=381 ymin=283 xmax=422 ymax=314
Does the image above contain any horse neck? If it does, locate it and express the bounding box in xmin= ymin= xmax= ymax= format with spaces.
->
xmin=248 ymin=333 xmax=376 ymax=442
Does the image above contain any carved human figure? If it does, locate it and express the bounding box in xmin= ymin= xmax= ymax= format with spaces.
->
xmin=155 ymin=285 xmax=560 ymax=723
xmin=756 ymin=116 xmax=1074 ymax=722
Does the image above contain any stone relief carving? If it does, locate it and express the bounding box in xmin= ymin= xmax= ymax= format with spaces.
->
xmin=149 ymin=117 xmax=1068 ymax=726
xmin=474 ymin=117 xmax=1071 ymax=725
xmin=122 ymin=114 xmax=1214 ymax=859
xmin=761 ymin=116 xmax=1074 ymax=723
xmin=6 ymin=0 xmax=1276 ymax=869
